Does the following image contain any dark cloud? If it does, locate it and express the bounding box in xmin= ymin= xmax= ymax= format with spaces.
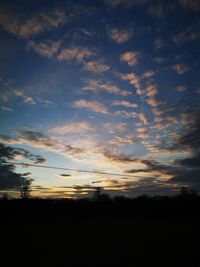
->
xmin=174 ymin=154 xmax=200 ymax=168
xmin=173 ymin=114 xmax=200 ymax=153
xmin=0 ymin=163 xmax=29 ymax=189
xmin=59 ymin=173 xmax=71 ymax=177
xmin=0 ymin=143 xmax=46 ymax=190
xmin=125 ymin=159 xmax=173 ymax=173
xmin=0 ymin=142 xmax=46 ymax=164
xmin=103 ymin=150 xmax=137 ymax=163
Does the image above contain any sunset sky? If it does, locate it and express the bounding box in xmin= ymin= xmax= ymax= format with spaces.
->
xmin=0 ymin=0 xmax=200 ymax=198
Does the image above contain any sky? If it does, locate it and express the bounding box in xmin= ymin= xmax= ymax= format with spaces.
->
xmin=0 ymin=0 xmax=200 ymax=198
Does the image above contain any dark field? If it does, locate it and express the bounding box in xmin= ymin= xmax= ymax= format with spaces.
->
xmin=1 ymin=197 xmax=200 ymax=267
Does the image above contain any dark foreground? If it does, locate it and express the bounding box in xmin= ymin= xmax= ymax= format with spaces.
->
xmin=1 ymin=196 xmax=200 ymax=267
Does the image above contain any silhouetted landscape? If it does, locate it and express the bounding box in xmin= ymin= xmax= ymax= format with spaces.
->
xmin=1 ymin=189 xmax=200 ymax=266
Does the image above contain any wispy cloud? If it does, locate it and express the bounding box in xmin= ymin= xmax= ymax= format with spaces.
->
xmin=146 ymin=97 xmax=166 ymax=108
xmin=173 ymin=26 xmax=200 ymax=45
xmin=0 ymin=106 xmax=13 ymax=112
xmin=0 ymin=8 xmax=67 ymax=39
xmin=57 ymin=46 xmax=94 ymax=62
xmin=27 ymin=40 xmax=61 ymax=58
xmin=108 ymin=27 xmax=133 ymax=43
xmin=14 ymin=90 xmax=37 ymax=105
xmin=120 ymin=51 xmax=141 ymax=67
xmin=82 ymin=79 xmax=131 ymax=96
xmin=74 ymin=99 xmax=110 ymax=114
xmin=0 ymin=131 xmax=85 ymax=159
xmin=111 ymin=100 xmax=138 ymax=108
xmin=115 ymin=110 xmax=138 ymax=118
xmin=103 ymin=122 xmax=127 ymax=133
xmin=51 ymin=121 xmax=92 ymax=134
xmin=12 ymin=90 xmax=53 ymax=107
xmin=83 ymin=60 xmax=110 ymax=73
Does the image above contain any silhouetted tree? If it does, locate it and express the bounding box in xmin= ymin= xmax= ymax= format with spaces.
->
xmin=92 ymin=187 xmax=111 ymax=201
xmin=180 ymin=186 xmax=198 ymax=197
xmin=2 ymin=192 xmax=8 ymax=200
xmin=92 ymin=187 xmax=102 ymax=200
xmin=20 ymin=179 xmax=33 ymax=199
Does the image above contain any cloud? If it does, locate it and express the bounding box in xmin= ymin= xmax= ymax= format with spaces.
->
xmin=136 ymin=127 xmax=147 ymax=133
xmin=105 ymin=0 xmax=148 ymax=7
xmin=0 ymin=8 xmax=67 ymax=39
xmin=57 ymin=46 xmax=94 ymax=62
xmin=142 ymin=70 xmax=155 ymax=79
xmin=124 ymin=154 xmax=200 ymax=188
xmin=108 ymin=135 xmax=135 ymax=146
xmin=154 ymin=38 xmax=164 ymax=49
xmin=172 ymin=112 xmax=200 ymax=153
xmin=0 ymin=106 xmax=13 ymax=112
xmin=137 ymin=133 xmax=149 ymax=139
xmin=176 ymin=85 xmax=187 ymax=92
xmin=111 ymin=100 xmax=138 ymax=108
xmin=13 ymin=90 xmax=36 ymax=105
xmin=27 ymin=40 xmax=61 ymax=58
xmin=119 ymin=72 xmax=144 ymax=95
xmin=154 ymin=57 xmax=164 ymax=64
xmin=83 ymin=79 xmax=131 ymax=96
xmin=51 ymin=121 xmax=92 ymax=134
xmin=74 ymin=99 xmax=110 ymax=114
xmin=58 ymin=173 xmax=71 ymax=179
xmin=138 ymin=113 xmax=149 ymax=125
xmin=180 ymin=0 xmax=200 ymax=12
xmin=152 ymin=106 xmax=175 ymax=116
xmin=172 ymin=64 xmax=190 ymax=74
xmin=125 ymin=159 xmax=173 ymax=174
xmin=145 ymin=84 xmax=158 ymax=97
xmin=0 ymin=143 xmax=45 ymax=190
xmin=0 ymin=142 xmax=46 ymax=164
xmin=103 ymin=150 xmax=138 ymax=164
xmin=83 ymin=60 xmax=110 ymax=73
xmin=146 ymin=97 xmax=167 ymax=107
xmin=0 ymin=163 xmax=31 ymax=190
xmin=173 ymin=26 xmax=200 ymax=45
xmin=115 ymin=110 xmax=138 ymax=118
xmin=103 ymin=123 xmax=127 ymax=134
xmin=108 ymin=28 xmax=133 ymax=43
xmin=0 ymin=131 xmax=86 ymax=159
xmin=120 ymin=51 xmax=141 ymax=67
xmin=148 ymin=3 xmax=175 ymax=18
xmin=11 ymin=90 xmax=53 ymax=107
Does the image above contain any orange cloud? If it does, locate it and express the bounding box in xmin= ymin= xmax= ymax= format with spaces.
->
xmin=27 ymin=40 xmax=61 ymax=58
xmin=51 ymin=121 xmax=92 ymax=134
xmin=74 ymin=99 xmax=110 ymax=114
xmin=108 ymin=28 xmax=133 ymax=43
xmin=172 ymin=64 xmax=190 ymax=74
xmin=83 ymin=60 xmax=110 ymax=73
xmin=120 ymin=51 xmax=141 ymax=67
xmin=57 ymin=46 xmax=94 ymax=62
